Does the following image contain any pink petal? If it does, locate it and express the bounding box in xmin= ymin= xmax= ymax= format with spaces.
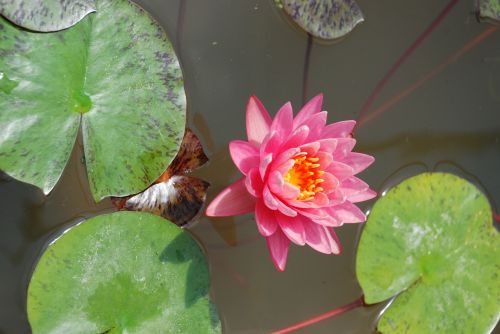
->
xmin=327 ymin=187 xmax=347 ymax=206
xmin=297 ymin=208 xmax=340 ymax=227
xmin=293 ymin=93 xmax=324 ymax=129
xmin=322 ymin=120 xmax=356 ymax=138
xmin=333 ymin=138 xmax=356 ymax=159
xmin=320 ymin=172 xmax=339 ymax=194
xmin=281 ymin=125 xmax=309 ymax=151
xmin=206 ymin=178 xmax=255 ymax=217
xmin=264 ymin=181 xmax=297 ymax=217
xmin=256 ymin=200 xmax=278 ymax=236
xmin=287 ymin=192 xmax=329 ymax=209
xmin=245 ymin=168 xmax=263 ymax=197
xmin=263 ymin=185 xmax=279 ymax=210
xmin=274 ymin=159 xmax=295 ymax=175
xmin=261 ymin=130 xmax=283 ymax=158
xmin=272 ymin=147 xmax=300 ymax=171
xmin=340 ymin=177 xmax=369 ymax=196
xmin=246 ymin=95 xmax=272 ymax=145
xmin=330 ymin=201 xmax=366 ymax=224
xmin=303 ymin=111 xmax=327 ymax=141
xmin=268 ymin=171 xmax=300 ymax=200
xmin=276 ymin=213 xmax=306 ymax=245
xmin=270 ymin=102 xmax=293 ymax=138
xmin=325 ymin=227 xmax=342 ymax=254
xmin=266 ymin=229 xmax=290 ymax=271
xmin=299 ymin=141 xmax=320 ymax=155
xmin=276 ymin=198 xmax=298 ymax=217
xmin=317 ymin=139 xmax=338 ymax=153
xmin=316 ymin=152 xmax=333 ymax=169
xmin=342 ymin=152 xmax=375 ymax=174
xmin=327 ymin=161 xmax=354 ymax=181
xmin=303 ymin=222 xmax=340 ymax=254
xmin=259 ymin=153 xmax=273 ymax=179
xmin=229 ymin=140 xmax=259 ymax=175
xmin=348 ymin=188 xmax=377 ymax=203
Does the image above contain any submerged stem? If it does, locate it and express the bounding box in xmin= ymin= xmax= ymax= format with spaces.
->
xmin=357 ymin=25 xmax=499 ymax=127
xmin=355 ymin=0 xmax=459 ymax=129
xmin=270 ymin=296 xmax=365 ymax=334
xmin=302 ymin=33 xmax=313 ymax=105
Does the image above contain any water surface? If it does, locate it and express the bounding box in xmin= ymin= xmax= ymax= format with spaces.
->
xmin=1 ymin=0 xmax=499 ymax=333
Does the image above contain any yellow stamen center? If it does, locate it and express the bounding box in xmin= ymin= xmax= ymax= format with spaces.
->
xmin=284 ymin=154 xmax=325 ymax=201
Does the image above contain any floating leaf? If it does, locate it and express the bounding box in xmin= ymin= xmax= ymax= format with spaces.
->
xmin=356 ymin=173 xmax=500 ymax=333
xmin=113 ymin=128 xmax=210 ymax=227
xmin=478 ymin=0 xmax=500 ymax=23
xmin=0 ymin=0 xmax=185 ymax=201
xmin=0 ymin=0 xmax=95 ymax=32
xmin=27 ymin=211 xmax=221 ymax=333
xmin=279 ymin=0 xmax=364 ymax=40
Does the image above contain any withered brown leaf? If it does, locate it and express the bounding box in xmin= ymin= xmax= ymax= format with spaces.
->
xmin=112 ymin=128 xmax=210 ymax=227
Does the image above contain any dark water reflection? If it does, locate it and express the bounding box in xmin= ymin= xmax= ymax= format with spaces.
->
xmin=1 ymin=0 xmax=500 ymax=333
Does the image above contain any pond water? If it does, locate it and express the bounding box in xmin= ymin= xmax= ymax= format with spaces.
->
xmin=1 ymin=0 xmax=499 ymax=333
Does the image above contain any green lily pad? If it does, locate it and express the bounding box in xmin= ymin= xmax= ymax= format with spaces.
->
xmin=0 ymin=0 xmax=185 ymax=201
xmin=478 ymin=0 xmax=500 ymax=23
xmin=27 ymin=211 xmax=220 ymax=334
xmin=356 ymin=173 xmax=500 ymax=334
xmin=279 ymin=0 xmax=364 ymax=40
xmin=0 ymin=0 xmax=95 ymax=32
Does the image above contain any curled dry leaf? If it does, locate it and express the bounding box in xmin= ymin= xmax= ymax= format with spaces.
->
xmin=112 ymin=128 xmax=209 ymax=227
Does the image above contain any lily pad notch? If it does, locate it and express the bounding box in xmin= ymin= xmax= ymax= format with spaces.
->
xmin=0 ymin=0 xmax=186 ymax=201
xmin=356 ymin=172 xmax=500 ymax=334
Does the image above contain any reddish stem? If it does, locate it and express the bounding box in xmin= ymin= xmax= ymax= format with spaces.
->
xmin=494 ymin=212 xmax=500 ymax=222
xmin=302 ymin=33 xmax=313 ymax=105
xmin=270 ymin=296 xmax=365 ymax=334
xmin=358 ymin=25 xmax=499 ymax=126
xmin=356 ymin=0 xmax=459 ymax=127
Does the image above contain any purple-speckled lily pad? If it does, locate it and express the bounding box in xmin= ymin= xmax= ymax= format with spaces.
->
xmin=478 ymin=0 xmax=500 ymax=23
xmin=0 ymin=0 xmax=185 ymax=201
xmin=279 ymin=0 xmax=364 ymax=40
xmin=357 ymin=173 xmax=500 ymax=333
xmin=0 ymin=0 xmax=95 ymax=32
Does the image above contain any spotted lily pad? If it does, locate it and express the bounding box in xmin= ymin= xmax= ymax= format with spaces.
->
xmin=0 ymin=0 xmax=95 ymax=32
xmin=356 ymin=173 xmax=500 ymax=333
xmin=27 ymin=211 xmax=221 ymax=333
xmin=279 ymin=0 xmax=364 ymax=40
xmin=478 ymin=0 xmax=500 ymax=23
xmin=0 ymin=0 xmax=185 ymax=201
xmin=113 ymin=128 xmax=210 ymax=227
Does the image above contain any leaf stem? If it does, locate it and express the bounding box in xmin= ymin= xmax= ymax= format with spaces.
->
xmin=357 ymin=25 xmax=499 ymax=127
xmin=355 ymin=0 xmax=459 ymax=128
xmin=302 ymin=33 xmax=313 ymax=105
xmin=270 ymin=296 xmax=365 ymax=334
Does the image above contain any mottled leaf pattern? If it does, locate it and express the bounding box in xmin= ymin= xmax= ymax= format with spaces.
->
xmin=113 ymin=129 xmax=210 ymax=227
xmin=0 ymin=0 xmax=186 ymax=200
xmin=27 ymin=212 xmax=221 ymax=333
xmin=0 ymin=0 xmax=95 ymax=32
xmin=356 ymin=173 xmax=500 ymax=334
xmin=478 ymin=0 xmax=500 ymax=22
xmin=280 ymin=0 xmax=364 ymax=40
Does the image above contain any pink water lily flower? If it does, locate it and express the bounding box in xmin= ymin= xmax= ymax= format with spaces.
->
xmin=206 ymin=94 xmax=376 ymax=271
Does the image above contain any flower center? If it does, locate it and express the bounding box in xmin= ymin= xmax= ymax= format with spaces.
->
xmin=284 ymin=154 xmax=325 ymax=201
